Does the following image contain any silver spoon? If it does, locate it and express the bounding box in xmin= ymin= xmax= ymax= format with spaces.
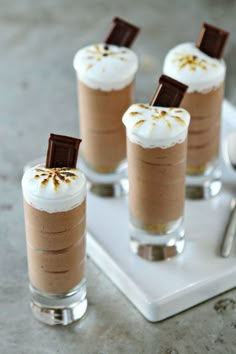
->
xmin=221 ymin=199 xmax=236 ymax=257
xmin=221 ymin=132 xmax=236 ymax=257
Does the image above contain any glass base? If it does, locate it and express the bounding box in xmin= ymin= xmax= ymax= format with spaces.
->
xmin=79 ymin=157 xmax=128 ymax=197
xmin=129 ymin=218 xmax=185 ymax=261
xmin=186 ymin=163 xmax=222 ymax=199
xmin=30 ymin=280 xmax=87 ymax=326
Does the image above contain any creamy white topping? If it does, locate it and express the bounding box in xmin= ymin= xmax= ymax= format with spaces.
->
xmin=163 ymin=42 xmax=226 ymax=93
xmin=73 ymin=43 xmax=138 ymax=91
xmin=22 ymin=165 xmax=86 ymax=213
xmin=122 ymin=104 xmax=191 ymax=148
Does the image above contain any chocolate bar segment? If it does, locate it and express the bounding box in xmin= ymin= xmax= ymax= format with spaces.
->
xmin=150 ymin=75 xmax=188 ymax=108
xmin=104 ymin=17 xmax=140 ymax=48
xmin=196 ymin=23 xmax=229 ymax=59
xmin=46 ymin=134 xmax=82 ymax=168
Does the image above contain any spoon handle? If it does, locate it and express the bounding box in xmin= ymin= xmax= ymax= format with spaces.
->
xmin=221 ymin=199 xmax=236 ymax=257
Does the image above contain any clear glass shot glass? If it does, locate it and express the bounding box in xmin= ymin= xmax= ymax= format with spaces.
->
xmin=73 ymin=43 xmax=138 ymax=197
xmin=22 ymin=164 xmax=87 ymax=325
xmin=123 ymin=104 xmax=191 ymax=260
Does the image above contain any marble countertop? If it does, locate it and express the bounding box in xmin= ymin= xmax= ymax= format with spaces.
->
xmin=0 ymin=1 xmax=236 ymax=353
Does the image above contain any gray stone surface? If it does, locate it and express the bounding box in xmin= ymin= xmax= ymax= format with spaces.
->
xmin=0 ymin=0 xmax=236 ymax=353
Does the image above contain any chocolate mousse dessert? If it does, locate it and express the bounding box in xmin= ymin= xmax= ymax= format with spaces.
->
xmin=163 ymin=23 xmax=229 ymax=198
xmin=73 ymin=17 xmax=140 ymax=195
xmin=22 ymin=134 xmax=87 ymax=325
xmin=123 ymin=75 xmax=190 ymax=261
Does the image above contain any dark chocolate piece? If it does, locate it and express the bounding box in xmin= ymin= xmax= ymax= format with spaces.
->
xmin=196 ymin=23 xmax=229 ymax=59
xmin=104 ymin=17 xmax=140 ymax=48
xmin=150 ymin=75 xmax=188 ymax=107
xmin=46 ymin=134 xmax=82 ymax=168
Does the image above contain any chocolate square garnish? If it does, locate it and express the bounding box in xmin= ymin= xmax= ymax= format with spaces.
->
xmin=150 ymin=75 xmax=188 ymax=108
xmin=196 ymin=23 xmax=229 ymax=59
xmin=104 ymin=17 xmax=140 ymax=48
xmin=46 ymin=134 xmax=82 ymax=168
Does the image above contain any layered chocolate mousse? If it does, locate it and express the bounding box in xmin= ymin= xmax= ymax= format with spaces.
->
xmin=22 ymin=166 xmax=86 ymax=294
xmin=123 ymin=76 xmax=190 ymax=248
xmin=123 ymin=103 xmax=190 ymax=233
xmin=73 ymin=18 xmax=139 ymax=173
xmin=78 ymin=78 xmax=133 ymax=172
xmin=163 ymin=23 xmax=229 ymax=175
xmin=22 ymin=134 xmax=87 ymax=325
xmin=182 ymin=83 xmax=223 ymax=174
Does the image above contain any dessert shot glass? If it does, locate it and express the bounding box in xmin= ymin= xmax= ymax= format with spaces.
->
xmin=163 ymin=23 xmax=229 ymax=199
xmin=123 ymin=75 xmax=190 ymax=261
xmin=73 ymin=17 xmax=140 ymax=197
xmin=22 ymin=134 xmax=87 ymax=325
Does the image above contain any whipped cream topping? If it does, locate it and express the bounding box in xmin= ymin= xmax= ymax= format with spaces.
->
xmin=122 ymin=104 xmax=191 ymax=148
xmin=163 ymin=43 xmax=226 ymax=93
xmin=73 ymin=43 xmax=138 ymax=91
xmin=22 ymin=165 xmax=86 ymax=213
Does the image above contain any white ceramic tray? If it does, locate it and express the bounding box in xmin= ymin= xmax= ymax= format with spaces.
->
xmin=86 ymin=100 xmax=236 ymax=322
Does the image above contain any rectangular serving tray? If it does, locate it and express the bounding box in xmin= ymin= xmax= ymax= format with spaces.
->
xmin=86 ymin=100 xmax=236 ymax=322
